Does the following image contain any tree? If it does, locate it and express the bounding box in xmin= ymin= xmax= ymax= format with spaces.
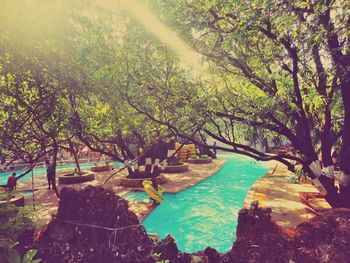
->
xmin=0 ymin=0 xmax=177 ymax=181
xmin=0 ymin=0 xmax=94 ymax=195
xmin=67 ymin=12 xmax=201 ymax=178
xmin=144 ymin=0 xmax=350 ymax=207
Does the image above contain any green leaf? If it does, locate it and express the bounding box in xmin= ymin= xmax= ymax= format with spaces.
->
xmin=22 ymin=249 xmax=37 ymax=263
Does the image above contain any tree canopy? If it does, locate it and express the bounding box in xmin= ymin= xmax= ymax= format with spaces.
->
xmin=0 ymin=0 xmax=349 ymax=207
xmin=144 ymin=0 xmax=350 ymax=207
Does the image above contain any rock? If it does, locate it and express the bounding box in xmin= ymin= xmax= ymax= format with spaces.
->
xmin=34 ymin=186 xmax=154 ymax=263
xmin=226 ymin=201 xmax=297 ymax=263
xmin=33 ymin=188 xmax=350 ymax=263
xmin=203 ymin=247 xmax=222 ymax=263
xmin=225 ymin=203 xmax=350 ymax=263
xmin=153 ymin=235 xmax=191 ymax=263
xmin=190 ymin=247 xmax=222 ymax=263
xmin=294 ymin=208 xmax=350 ymax=263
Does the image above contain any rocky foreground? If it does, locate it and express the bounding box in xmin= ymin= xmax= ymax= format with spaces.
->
xmin=33 ymin=186 xmax=350 ymax=263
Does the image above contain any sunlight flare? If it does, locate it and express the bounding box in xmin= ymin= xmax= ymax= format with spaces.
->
xmin=120 ymin=0 xmax=208 ymax=78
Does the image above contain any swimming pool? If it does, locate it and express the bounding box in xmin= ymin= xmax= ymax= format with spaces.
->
xmin=123 ymin=153 xmax=268 ymax=253
xmin=0 ymin=162 xmax=120 ymax=185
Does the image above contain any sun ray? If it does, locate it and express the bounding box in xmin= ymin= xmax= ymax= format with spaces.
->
xmin=120 ymin=0 xmax=208 ymax=79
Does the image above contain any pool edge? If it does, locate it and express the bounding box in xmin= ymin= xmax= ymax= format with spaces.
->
xmin=242 ymin=161 xmax=278 ymax=209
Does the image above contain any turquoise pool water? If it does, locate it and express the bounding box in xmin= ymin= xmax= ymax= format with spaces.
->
xmin=0 ymin=162 xmax=120 ymax=185
xmin=123 ymin=153 xmax=268 ymax=253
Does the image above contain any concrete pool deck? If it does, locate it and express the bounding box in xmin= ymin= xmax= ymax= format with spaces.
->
xmin=14 ymin=158 xmax=332 ymax=228
xmin=15 ymin=168 xmax=131 ymax=223
xmin=139 ymin=159 xmax=226 ymax=193
xmin=243 ymin=161 xmax=331 ymax=228
xmin=14 ymin=159 xmax=226 ymax=222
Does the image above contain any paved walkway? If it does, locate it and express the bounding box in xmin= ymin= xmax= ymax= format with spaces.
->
xmin=15 ymin=159 xmax=226 ymax=222
xmin=16 ymin=159 xmax=328 ymax=228
xmin=162 ymin=160 xmax=226 ymax=193
xmin=244 ymin=161 xmax=331 ymax=228
xmin=15 ymin=168 xmax=130 ymax=223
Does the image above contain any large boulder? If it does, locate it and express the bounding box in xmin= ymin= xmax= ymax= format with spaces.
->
xmin=226 ymin=201 xmax=297 ymax=263
xmin=225 ymin=202 xmax=350 ymax=263
xmin=153 ymin=235 xmax=191 ymax=263
xmin=190 ymin=247 xmax=222 ymax=263
xmin=33 ymin=186 xmax=350 ymax=263
xmin=294 ymin=208 xmax=350 ymax=263
xmin=34 ymin=186 xmax=154 ymax=263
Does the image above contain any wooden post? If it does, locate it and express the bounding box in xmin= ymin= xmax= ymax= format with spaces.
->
xmin=31 ymin=169 xmax=35 ymax=211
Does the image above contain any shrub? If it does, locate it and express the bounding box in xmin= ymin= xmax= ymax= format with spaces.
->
xmin=295 ymin=165 xmax=306 ymax=183
xmin=0 ymin=189 xmax=13 ymax=201
xmin=0 ymin=204 xmax=36 ymax=259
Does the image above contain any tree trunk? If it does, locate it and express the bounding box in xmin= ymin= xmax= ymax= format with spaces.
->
xmin=52 ymin=142 xmax=60 ymax=199
xmin=69 ymin=141 xmax=81 ymax=175
xmin=262 ymin=137 xmax=270 ymax=153
xmin=300 ymin=104 xmax=341 ymax=207
xmin=320 ymin=107 xmax=334 ymax=169
xmin=339 ymin=73 xmax=350 ymax=208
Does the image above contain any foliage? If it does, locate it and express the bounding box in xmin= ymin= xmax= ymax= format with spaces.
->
xmin=153 ymin=252 xmax=170 ymax=263
xmin=0 ymin=188 xmax=13 ymax=201
xmin=6 ymin=248 xmax=41 ymax=263
xmin=145 ymin=0 xmax=349 ymax=169
xmin=295 ymin=165 xmax=307 ymax=184
xmin=0 ymin=1 xmax=76 ymax=162
xmin=0 ymin=204 xmax=36 ymax=260
xmin=0 ymin=0 xmax=349 ymax=206
xmin=0 ymin=0 xmax=205 ymax=179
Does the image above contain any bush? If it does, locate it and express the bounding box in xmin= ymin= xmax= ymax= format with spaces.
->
xmin=295 ymin=165 xmax=306 ymax=183
xmin=0 ymin=204 xmax=36 ymax=259
xmin=200 ymin=154 xmax=209 ymax=159
xmin=189 ymin=155 xmax=199 ymax=159
xmin=0 ymin=189 xmax=13 ymax=201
